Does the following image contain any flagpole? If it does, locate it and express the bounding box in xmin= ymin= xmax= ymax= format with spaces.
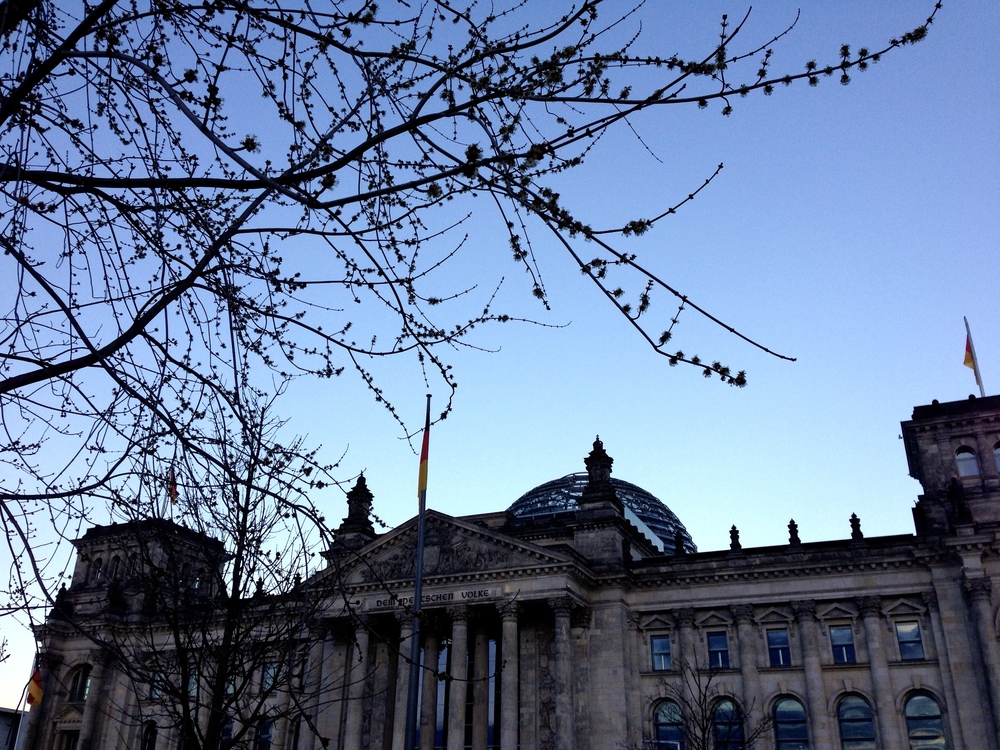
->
xmin=965 ymin=316 xmax=987 ymax=398
xmin=404 ymin=394 xmax=431 ymax=750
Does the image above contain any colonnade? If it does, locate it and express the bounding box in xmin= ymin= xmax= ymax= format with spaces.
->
xmin=326 ymin=598 xmax=578 ymax=750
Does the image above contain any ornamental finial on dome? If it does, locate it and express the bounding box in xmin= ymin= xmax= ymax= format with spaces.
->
xmin=584 ymin=436 xmax=613 ymax=486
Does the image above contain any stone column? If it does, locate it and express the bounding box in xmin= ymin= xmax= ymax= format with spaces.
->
xmin=857 ymin=596 xmax=901 ymax=748
xmin=304 ymin=624 xmax=329 ymax=750
xmin=393 ymin=615 xmax=415 ymax=750
xmin=499 ymin=603 xmax=520 ymax=750
xmin=78 ymin=651 xmax=107 ymax=750
xmin=673 ymin=606 xmax=696 ymax=712
xmin=318 ymin=626 xmax=348 ymax=750
xmin=343 ymin=620 xmax=370 ymax=750
xmin=471 ymin=627 xmax=489 ymax=750
xmin=731 ymin=604 xmax=762 ymax=731
xmin=965 ymin=576 xmax=1000 ymax=737
xmin=420 ymin=629 xmax=441 ymax=750
xmin=625 ymin=611 xmax=643 ymax=747
xmin=792 ymin=600 xmax=833 ymax=750
xmin=370 ymin=637 xmax=395 ymax=750
xmin=674 ymin=607 xmax=696 ymax=666
xmin=553 ymin=598 xmax=575 ymax=750
xmin=447 ymin=607 xmax=470 ymax=750
xmin=923 ymin=591 xmax=968 ymax=749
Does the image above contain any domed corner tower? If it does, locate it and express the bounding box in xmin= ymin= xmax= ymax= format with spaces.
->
xmin=902 ymin=394 xmax=1000 ymax=536
xmin=507 ymin=438 xmax=696 ymax=569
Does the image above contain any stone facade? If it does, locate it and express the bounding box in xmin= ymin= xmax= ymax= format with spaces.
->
xmin=23 ymin=395 xmax=1000 ymax=750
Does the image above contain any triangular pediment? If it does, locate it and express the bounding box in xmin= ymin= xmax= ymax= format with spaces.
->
xmin=639 ymin=614 xmax=674 ymax=631
xmin=817 ymin=603 xmax=857 ymax=621
xmin=339 ymin=511 xmax=574 ymax=586
xmin=53 ymin=704 xmax=84 ymax=725
xmin=882 ymin=598 xmax=925 ymax=617
xmin=695 ymin=611 xmax=731 ymax=629
xmin=757 ymin=607 xmax=792 ymax=625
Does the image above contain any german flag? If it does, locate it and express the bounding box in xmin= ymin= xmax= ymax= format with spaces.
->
xmin=417 ymin=397 xmax=430 ymax=501
xmin=26 ymin=667 xmax=43 ymax=709
xmin=167 ymin=465 xmax=178 ymax=504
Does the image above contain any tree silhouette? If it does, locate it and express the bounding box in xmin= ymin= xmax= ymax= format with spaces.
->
xmin=1 ymin=1 xmax=937 ymax=625
xmin=641 ymin=656 xmax=773 ymax=750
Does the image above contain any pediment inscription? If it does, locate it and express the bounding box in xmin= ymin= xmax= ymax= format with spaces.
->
xmin=357 ymin=523 xmax=513 ymax=583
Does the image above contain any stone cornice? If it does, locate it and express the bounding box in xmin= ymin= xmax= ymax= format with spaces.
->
xmin=629 ymin=542 xmax=953 ymax=587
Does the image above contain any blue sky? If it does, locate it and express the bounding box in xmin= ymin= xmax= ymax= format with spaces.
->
xmin=2 ymin=1 xmax=997 ymax=709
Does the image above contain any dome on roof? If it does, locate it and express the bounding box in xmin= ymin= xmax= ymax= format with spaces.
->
xmin=508 ymin=472 xmax=697 ymax=554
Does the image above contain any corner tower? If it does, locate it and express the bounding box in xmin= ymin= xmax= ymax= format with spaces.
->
xmin=902 ymin=394 xmax=1000 ymax=535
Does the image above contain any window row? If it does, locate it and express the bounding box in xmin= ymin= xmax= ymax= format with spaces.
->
xmin=652 ymin=692 xmax=947 ymax=750
xmin=85 ymin=555 xmax=208 ymax=589
xmin=148 ymin=661 xmax=282 ymax=701
xmin=649 ymin=620 xmax=925 ymax=672
xmin=954 ymin=443 xmax=1000 ymax=478
xmin=120 ymin=718 xmax=277 ymax=750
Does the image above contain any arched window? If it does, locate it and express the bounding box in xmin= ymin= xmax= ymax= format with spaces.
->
xmin=288 ymin=717 xmax=301 ymax=750
xmin=68 ymin=665 xmax=92 ymax=702
xmin=255 ymin=720 xmax=273 ymax=750
xmin=711 ymin=698 xmax=745 ymax=750
xmin=837 ymin=694 xmax=875 ymax=750
xmin=904 ymin=694 xmax=947 ymax=749
xmin=994 ymin=442 xmax=1000 ymax=473
xmin=955 ymin=447 xmax=979 ymax=478
xmin=653 ymin=699 xmax=684 ymax=749
xmin=774 ymin=697 xmax=809 ymax=749
xmin=91 ymin=558 xmax=105 ymax=583
xmin=139 ymin=722 xmax=157 ymax=750
xmin=109 ymin=556 xmax=122 ymax=581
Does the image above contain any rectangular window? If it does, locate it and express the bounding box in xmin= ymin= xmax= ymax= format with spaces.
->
xmin=261 ymin=662 xmax=278 ymax=692
xmin=149 ymin=672 xmax=164 ymax=700
xmin=60 ymin=731 xmax=80 ymax=750
xmin=651 ymin=635 xmax=671 ymax=671
xmin=767 ymin=628 xmax=791 ymax=666
xmin=707 ymin=631 xmax=730 ymax=669
xmin=896 ymin=621 xmax=925 ymax=660
xmin=297 ymin=651 xmax=309 ymax=689
xmin=830 ymin=625 xmax=856 ymax=664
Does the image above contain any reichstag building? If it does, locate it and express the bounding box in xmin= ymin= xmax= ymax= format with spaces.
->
xmin=21 ymin=394 xmax=1000 ymax=750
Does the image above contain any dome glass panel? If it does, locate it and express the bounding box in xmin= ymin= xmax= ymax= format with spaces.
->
xmin=508 ymin=472 xmax=696 ymax=554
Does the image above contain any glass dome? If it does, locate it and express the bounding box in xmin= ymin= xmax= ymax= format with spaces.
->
xmin=508 ymin=472 xmax=696 ymax=554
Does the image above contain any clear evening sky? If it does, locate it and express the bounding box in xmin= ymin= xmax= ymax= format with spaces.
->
xmin=2 ymin=1 xmax=997 ymax=709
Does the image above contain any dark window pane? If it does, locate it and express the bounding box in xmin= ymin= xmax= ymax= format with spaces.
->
xmin=837 ymin=695 xmax=875 ymax=750
xmin=140 ymin=724 xmax=158 ymax=750
xmin=652 ymin=635 xmax=671 ymax=671
xmin=896 ymin=621 xmax=925 ymax=661
xmin=768 ymin=629 xmax=791 ymax=667
xmin=707 ymin=632 xmax=730 ymax=669
xmin=956 ymin=448 xmax=979 ymax=477
xmin=905 ymin=694 xmax=946 ymax=750
xmin=830 ymin=626 xmax=856 ymax=664
xmin=712 ymin=699 xmax=744 ymax=750
xmin=774 ymin=697 xmax=809 ymax=750
xmin=654 ymin=700 xmax=684 ymax=750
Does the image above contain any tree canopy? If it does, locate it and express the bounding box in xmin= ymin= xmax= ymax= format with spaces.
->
xmin=1 ymin=0 xmax=937 ymax=631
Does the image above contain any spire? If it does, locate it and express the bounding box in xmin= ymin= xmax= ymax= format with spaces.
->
xmin=579 ymin=436 xmax=621 ymax=511
xmin=344 ymin=474 xmax=375 ymax=532
xmin=584 ymin=436 xmax=614 ymax=486
xmin=334 ymin=474 xmax=377 ymax=550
